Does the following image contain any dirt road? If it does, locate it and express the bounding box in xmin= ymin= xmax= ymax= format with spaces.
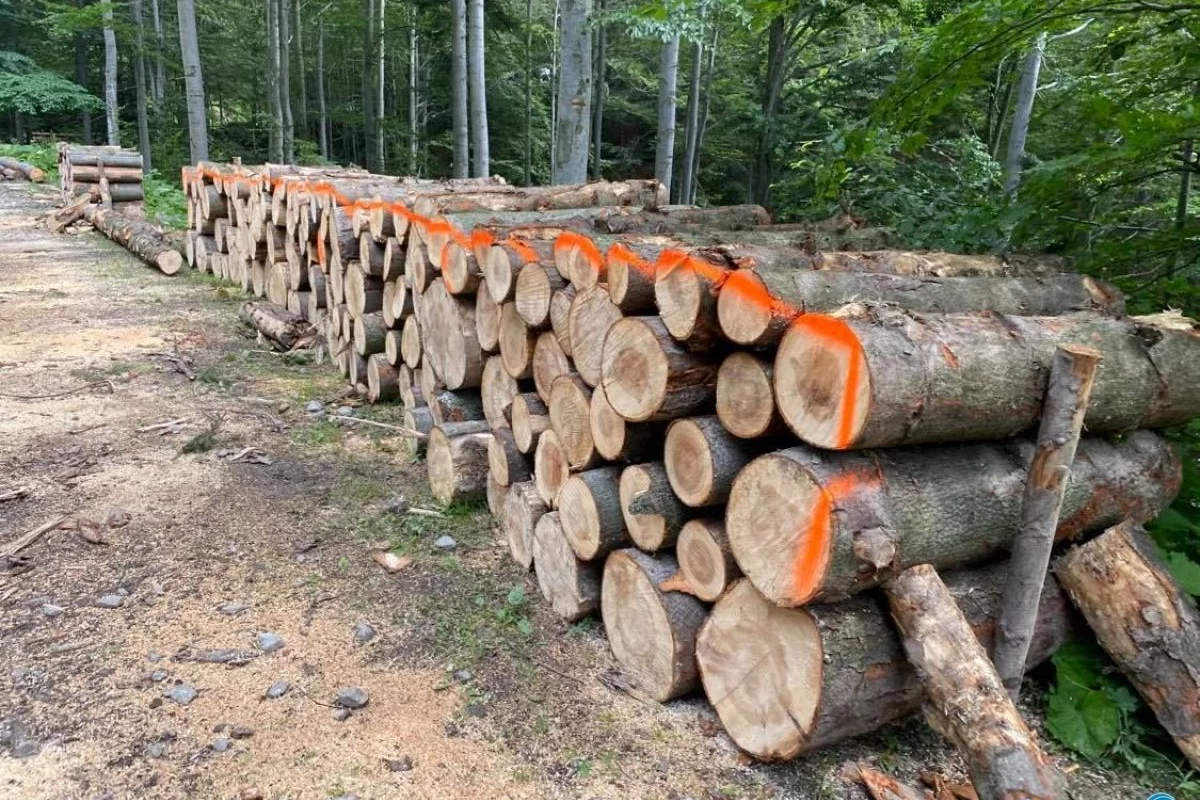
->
xmin=0 ymin=182 xmax=1159 ymax=800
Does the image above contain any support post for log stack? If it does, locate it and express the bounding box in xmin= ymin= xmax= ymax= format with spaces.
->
xmin=994 ymin=345 xmax=1099 ymax=698
xmin=885 ymin=564 xmax=1065 ymax=800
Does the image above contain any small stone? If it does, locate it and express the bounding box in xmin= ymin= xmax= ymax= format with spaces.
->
xmin=219 ymin=600 xmax=249 ymax=616
xmin=353 ymin=622 xmax=376 ymax=643
xmin=239 ymin=790 xmax=263 ymax=800
xmin=12 ymin=739 xmax=41 ymax=759
xmin=384 ymin=755 xmax=414 ymax=772
xmin=465 ymin=704 xmax=486 ymax=718
xmin=165 ymin=685 xmax=198 ymax=706
xmin=117 ymin=587 xmax=129 ymax=596
xmin=148 ymin=669 xmax=168 ymax=683
xmin=265 ymin=681 xmax=290 ymax=699
xmin=212 ymin=737 xmax=231 ymax=753
xmin=42 ymin=604 xmax=64 ymax=618
xmin=332 ymin=708 xmax=351 ymax=722
xmin=212 ymin=723 xmax=227 ymax=733
xmin=104 ymin=507 xmax=131 ymax=528
xmin=336 ymin=405 xmax=354 ymax=417
xmin=160 ymin=730 xmax=177 ymax=741
xmin=453 ymin=669 xmax=473 ymax=683
xmin=231 ymin=726 xmax=254 ymax=740
xmin=383 ymin=495 xmax=408 ymax=514
xmin=146 ymin=742 xmax=166 ymax=758
xmin=97 ymin=594 xmax=125 ymax=609
xmin=149 ymin=698 xmax=163 ymax=709
xmin=434 ymin=535 xmax=457 ymax=551
xmin=335 ymin=687 xmax=369 ymax=709
xmin=147 ymin=652 xmax=163 ymax=662
xmin=256 ymin=632 xmax=283 ymax=653
xmin=305 ymin=400 xmax=324 ymax=414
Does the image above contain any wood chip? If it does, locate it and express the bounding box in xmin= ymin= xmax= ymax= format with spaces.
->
xmin=373 ymin=552 xmax=412 ymax=574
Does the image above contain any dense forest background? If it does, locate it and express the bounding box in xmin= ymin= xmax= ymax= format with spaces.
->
xmin=2 ymin=0 xmax=1200 ymax=785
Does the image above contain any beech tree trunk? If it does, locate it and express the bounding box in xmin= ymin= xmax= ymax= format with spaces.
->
xmin=102 ymin=2 xmax=119 ymax=146
xmin=654 ymin=35 xmax=680 ymax=200
xmin=678 ymin=29 xmax=703 ymax=207
xmin=317 ymin=17 xmax=329 ymax=159
xmin=467 ymin=0 xmax=489 ymax=177
xmin=602 ymin=549 xmax=707 ymax=702
xmin=885 ymin=565 xmax=1066 ymax=800
xmin=280 ymin=0 xmax=295 ymax=164
xmin=450 ymin=0 xmax=470 ymax=178
xmin=773 ymin=306 xmax=1200 ymax=450
xmin=150 ymin=0 xmax=165 ymax=107
xmin=591 ymin=0 xmax=605 ymax=180
xmin=724 ymin=430 xmax=1179 ymax=606
xmin=1056 ymin=523 xmax=1200 ymax=769
xmin=130 ymin=0 xmax=153 ymax=173
xmin=1005 ymin=32 xmax=1046 ymax=197
xmin=552 ymin=0 xmax=592 ymax=184
xmin=696 ymin=564 xmax=1074 ymax=762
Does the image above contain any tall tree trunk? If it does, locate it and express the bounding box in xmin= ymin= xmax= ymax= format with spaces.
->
xmin=102 ymin=1 xmax=119 ymax=146
xmin=450 ymin=0 xmax=470 ymax=178
xmin=754 ymin=15 xmax=787 ymax=206
xmin=317 ymin=16 xmax=328 ymax=160
xmin=131 ymin=0 xmax=153 ymax=173
xmin=295 ymin=0 xmax=307 ymax=141
xmin=150 ymin=0 xmax=166 ymax=107
xmin=267 ymin=0 xmax=282 ymax=162
xmin=467 ymin=0 xmax=490 ymax=177
xmin=73 ymin=6 xmax=93 ymax=145
xmin=591 ymin=0 xmax=605 ymax=181
xmin=679 ymin=29 xmax=703 ymax=205
xmin=409 ymin=12 xmax=419 ymax=174
xmin=177 ymin=0 xmax=209 ymax=162
xmin=376 ymin=0 xmax=386 ymax=171
xmin=654 ymin=35 xmax=680 ymax=200
xmin=552 ymin=0 xmax=592 ymax=185
xmin=1004 ymin=32 xmax=1045 ymax=197
xmin=1176 ymin=138 xmax=1194 ymax=232
xmin=689 ymin=23 xmax=718 ymax=204
xmin=549 ymin=0 xmax=560 ymax=179
xmin=362 ymin=0 xmax=376 ymax=170
xmin=280 ymin=0 xmax=295 ymax=163
xmin=524 ymin=0 xmax=533 ymax=186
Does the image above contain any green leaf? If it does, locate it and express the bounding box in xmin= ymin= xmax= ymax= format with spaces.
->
xmin=1051 ymin=641 xmax=1104 ymax=692
xmin=517 ymin=618 xmax=533 ymax=636
xmin=1046 ymin=687 xmax=1122 ymax=760
xmin=1164 ymin=551 xmax=1200 ymax=596
xmin=506 ymin=586 xmax=526 ymax=607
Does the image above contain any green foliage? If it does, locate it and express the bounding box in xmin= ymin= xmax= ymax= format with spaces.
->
xmin=0 ymin=143 xmax=58 ymax=180
xmin=1148 ymin=421 xmax=1200 ymax=597
xmin=0 ymin=51 xmax=99 ymax=116
xmin=142 ymin=173 xmax=188 ymax=229
xmin=496 ymin=584 xmax=533 ymax=635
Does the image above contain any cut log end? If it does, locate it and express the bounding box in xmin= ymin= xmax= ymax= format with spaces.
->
xmin=533 ymin=511 xmax=601 ymax=621
xmin=677 ymin=519 xmax=739 ymax=602
xmin=774 ymin=314 xmax=870 ymax=450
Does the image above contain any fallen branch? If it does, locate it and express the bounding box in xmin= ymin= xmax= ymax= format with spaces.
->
xmin=1 ymin=515 xmax=71 ymax=559
xmin=333 ymin=415 xmax=428 ymax=438
xmin=0 ymin=487 xmax=31 ymax=503
xmin=0 ymin=379 xmax=115 ymax=401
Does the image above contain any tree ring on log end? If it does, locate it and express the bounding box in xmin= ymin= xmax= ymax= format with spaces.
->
xmin=601 ymin=550 xmax=685 ymax=702
xmin=774 ymin=315 xmax=870 ymax=449
xmin=601 ymin=317 xmax=668 ymax=422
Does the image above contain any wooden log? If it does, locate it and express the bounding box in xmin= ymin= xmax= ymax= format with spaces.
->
xmin=567 ymin=286 xmax=624 ymax=387
xmin=619 ymin=462 xmax=689 ymax=552
xmin=589 ymin=383 xmax=660 ymax=462
xmin=534 ymin=429 xmax=570 ymax=507
xmin=441 ymin=242 xmax=484 ymax=295
xmin=70 ymin=182 xmax=145 ymax=202
xmin=422 ymin=279 xmax=484 ymax=389
xmin=532 ymin=331 xmax=571 ymax=403
xmin=405 ymin=241 xmax=436 ymax=294
xmin=65 ymin=150 xmax=143 ymax=168
xmin=401 ymin=315 xmax=423 ymax=368
xmin=602 ymin=549 xmax=707 ymax=701
xmin=511 ymin=392 xmax=550 ymax=454
xmin=481 ymin=240 xmax=555 ymax=304
xmin=353 ymin=312 xmax=387 ymax=356
xmin=654 ymin=249 xmax=729 ymax=348
xmin=239 ymin=301 xmax=314 ymax=351
xmin=427 ymin=426 xmax=493 ymax=505
xmin=885 ymin=565 xmax=1066 ymax=800
xmin=719 ymin=268 xmax=1124 ymax=347
xmin=504 ymin=481 xmax=546 ymax=569
xmin=606 ymin=242 xmax=659 ymax=314
xmin=480 ymin=356 xmax=520 ymax=430
xmin=366 ymin=353 xmax=400 ymax=402
xmin=382 ymin=236 xmax=405 ymax=281
xmin=390 ymin=274 xmax=414 ymax=321
xmin=402 ymin=405 xmax=435 ymax=455
xmin=677 ymin=519 xmax=740 ymax=602
xmin=67 ymin=164 xmax=143 ymax=183
xmin=475 ymin=279 xmax=502 ymax=352
xmin=489 ymin=427 xmax=532 ymax=486
xmin=419 ymin=360 xmax=444 ymax=405
xmin=776 ymin=306 xmax=1200 ymax=450
xmin=601 ymin=316 xmax=717 ymax=422
xmin=487 ymin=474 xmax=511 ymax=517
xmin=81 ymin=205 xmax=184 ymax=274
xmin=994 ymin=345 xmax=1100 ymax=696
xmin=411 ymin=178 xmax=666 ymax=217
xmin=549 ymin=286 xmax=577 ymax=356
xmin=596 ymin=203 xmax=771 ymax=234
xmin=726 ymin=430 xmax=1180 ymax=606
xmin=499 ymin=302 xmax=536 ymax=380
xmin=429 ymin=389 xmax=487 ymax=426
xmin=533 ymin=512 xmax=601 ymax=621
xmin=359 ymin=233 xmax=387 ymax=277
xmin=348 ymin=350 xmax=369 ymax=388
xmin=549 ymin=374 xmax=598 ymax=470
xmin=344 ymin=262 xmax=384 ymax=316
xmin=0 ymin=156 xmax=45 ymax=182
xmin=558 ymin=467 xmax=630 ymax=560
xmin=665 ymin=415 xmax=763 ymax=508
xmin=1055 ymin=523 xmax=1200 ymax=769
xmin=715 ymin=352 xmax=782 ymax=439
xmin=266 ymin=262 xmax=289 ymax=306
xmin=514 ymin=262 xmax=568 ymax=328
xmin=384 ymin=330 xmax=402 ymax=367
xmin=381 ymin=280 xmax=400 ymax=328
xmin=697 ymin=563 xmax=1075 ymax=762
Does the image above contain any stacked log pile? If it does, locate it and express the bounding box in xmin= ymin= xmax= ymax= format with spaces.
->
xmin=0 ymin=156 xmax=45 ymax=183
xmin=57 ymin=143 xmax=145 ymax=208
xmin=175 ymin=159 xmax=1200 ymax=791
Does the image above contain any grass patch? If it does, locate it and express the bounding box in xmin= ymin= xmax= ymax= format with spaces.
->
xmin=291 ymin=420 xmax=344 ymax=448
xmin=180 ymin=430 xmax=217 ymax=455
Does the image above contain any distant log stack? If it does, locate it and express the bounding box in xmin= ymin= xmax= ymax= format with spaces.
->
xmin=128 ymin=154 xmax=1200 ymax=785
xmin=58 ymin=143 xmax=146 ymax=210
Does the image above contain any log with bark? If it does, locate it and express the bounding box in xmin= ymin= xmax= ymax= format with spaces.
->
xmin=533 ymin=511 xmax=602 ymax=621
xmin=885 ymin=564 xmax=1066 ymax=800
xmin=488 ymin=427 xmax=531 ymax=486
xmin=775 ymin=306 xmax=1200 ymax=450
xmin=619 ymin=461 xmax=689 ymax=552
xmin=69 ymin=181 xmax=145 ymax=202
xmin=567 ymin=286 xmax=624 ymax=387
xmin=677 ymin=518 xmax=740 ymax=602
xmin=601 ymin=316 xmax=718 ymax=422
xmin=696 ymin=563 xmax=1075 ymax=761
xmin=589 ymin=383 xmax=661 ymax=462
xmin=601 ymin=549 xmax=708 ymax=702
xmin=82 ymin=205 xmax=184 ymax=274
xmin=503 ymin=480 xmax=546 ymax=569
xmin=0 ymin=157 xmax=45 ymax=182
xmin=410 ymin=178 xmax=667 ymax=218
xmin=475 ymin=281 xmax=502 ymax=352
xmin=238 ymin=301 xmax=317 ymax=351
xmin=534 ymin=429 xmax=570 ymax=507
xmin=427 ymin=422 xmax=493 ymax=505
xmin=499 ymin=302 xmax=537 ymax=380
xmin=422 ymin=278 xmax=484 ymax=390
xmin=664 ymin=416 xmax=764 ymax=507
xmin=726 ymin=430 xmax=1179 ymax=607
xmin=557 ymin=467 xmax=630 ymax=560
xmin=715 ymin=352 xmax=783 ymax=439
xmin=532 ymin=331 xmax=572 ymax=403
xmin=480 ymin=356 xmax=519 ymax=430
xmin=1056 ymin=522 xmax=1200 ymax=769
xmin=366 ymin=353 xmax=400 ymax=402
xmin=511 ymin=392 xmax=550 ymax=454
xmin=514 ymin=262 xmax=568 ymax=328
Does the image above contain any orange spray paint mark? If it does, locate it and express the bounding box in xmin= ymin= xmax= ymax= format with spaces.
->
xmin=505 ymin=239 xmax=540 ymax=264
xmin=470 ymin=229 xmax=495 ymax=252
xmin=791 ymin=313 xmax=865 ymax=449
xmin=789 ymin=471 xmax=871 ymax=604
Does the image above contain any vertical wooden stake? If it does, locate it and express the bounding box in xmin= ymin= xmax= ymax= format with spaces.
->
xmin=886 ymin=564 xmax=1065 ymax=800
xmin=994 ymin=344 xmax=1100 ymax=697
